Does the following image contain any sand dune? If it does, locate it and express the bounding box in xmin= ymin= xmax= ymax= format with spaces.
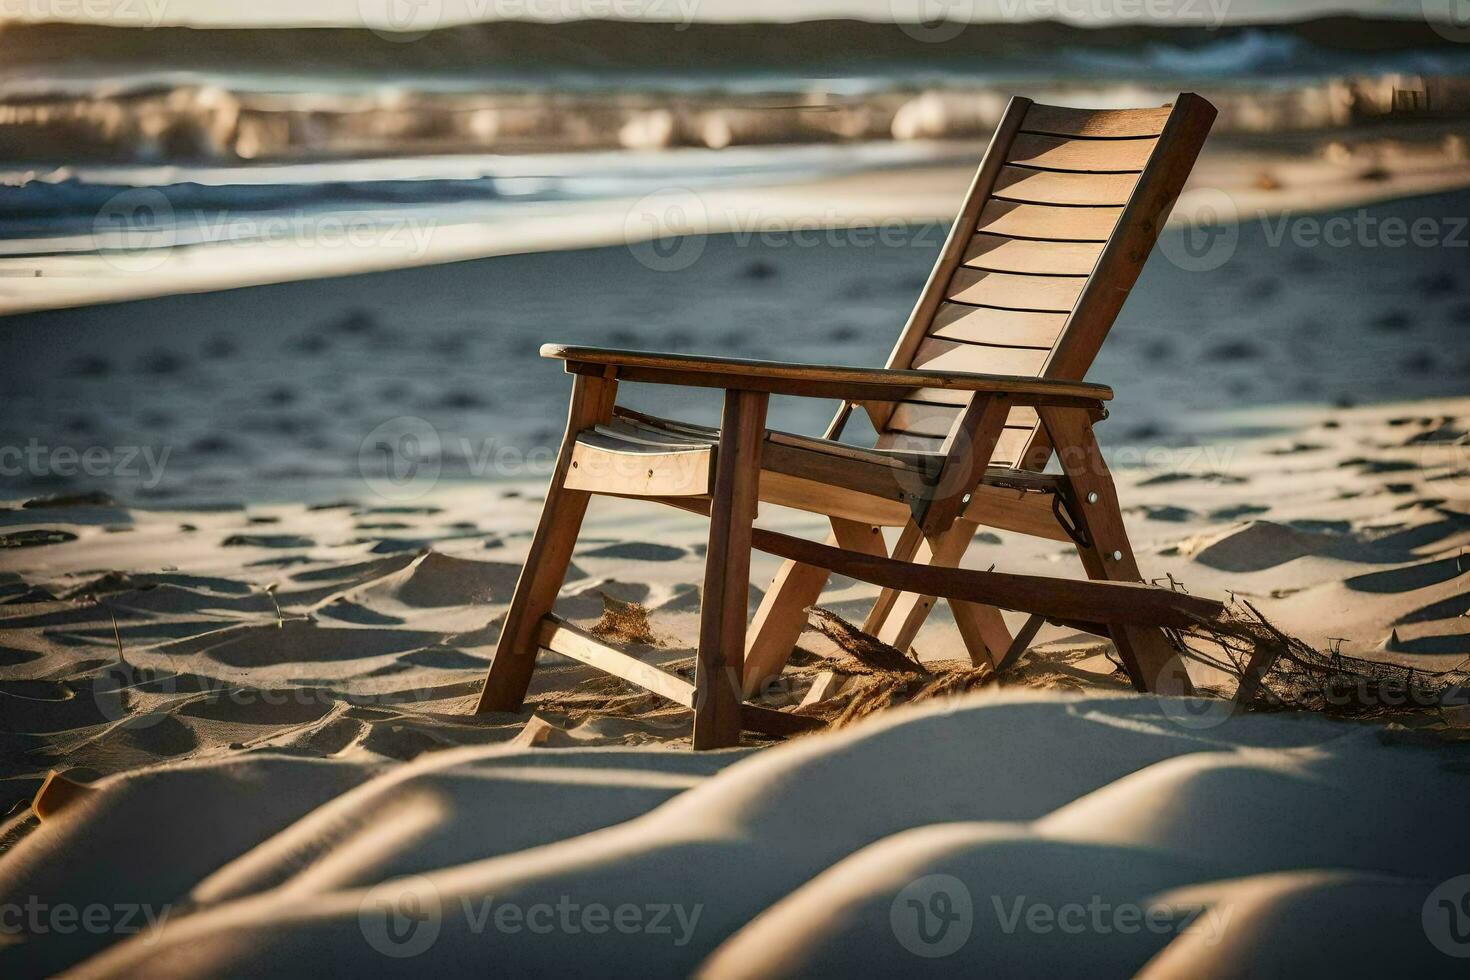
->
xmin=1 ymin=382 xmax=1467 ymax=977
xmin=0 ymin=693 xmax=1460 ymax=976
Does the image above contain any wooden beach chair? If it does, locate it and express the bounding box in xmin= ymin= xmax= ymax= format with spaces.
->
xmin=476 ymin=94 xmax=1221 ymax=748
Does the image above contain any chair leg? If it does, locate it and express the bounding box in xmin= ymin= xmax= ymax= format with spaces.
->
xmin=1038 ymin=407 xmax=1193 ymax=696
xmin=743 ymin=518 xmax=885 ymax=698
xmin=950 ymin=599 xmax=1014 ymax=668
xmin=693 ymin=389 xmax=768 ymax=749
xmin=476 ymin=374 xmax=616 ymax=713
xmin=862 ymin=521 xmax=925 ymax=633
xmin=863 ymin=520 xmax=1014 ymax=666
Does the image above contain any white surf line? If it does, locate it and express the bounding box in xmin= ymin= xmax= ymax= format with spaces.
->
xmin=3 ymin=159 xmax=1469 ymax=316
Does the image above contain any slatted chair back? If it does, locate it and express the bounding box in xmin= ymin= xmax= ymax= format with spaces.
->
xmin=871 ymin=94 xmax=1217 ymax=469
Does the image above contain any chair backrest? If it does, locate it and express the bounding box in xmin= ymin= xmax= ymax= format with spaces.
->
xmin=871 ymin=93 xmax=1217 ymax=469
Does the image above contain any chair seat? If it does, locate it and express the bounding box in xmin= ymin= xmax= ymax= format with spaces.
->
xmin=563 ymin=407 xmax=1069 ymax=538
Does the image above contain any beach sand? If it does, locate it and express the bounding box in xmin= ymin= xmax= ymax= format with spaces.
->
xmin=1 ymin=390 xmax=1469 ymax=972
xmin=3 ymin=145 xmax=1470 ymax=975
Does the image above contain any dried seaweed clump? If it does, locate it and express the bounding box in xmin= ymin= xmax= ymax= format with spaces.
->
xmin=589 ymin=594 xmax=660 ymax=647
xmin=799 ymin=607 xmax=997 ymax=728
xmin=1169 ymin=600 xmax=1470 ymax=720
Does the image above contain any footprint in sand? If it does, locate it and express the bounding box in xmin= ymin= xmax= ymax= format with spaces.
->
xmin=1393 ymin=592 xmax=1470 ymax=625
xmin=1346 ymin=555 xmax=1470 ymax=594
xmin=579 ymin=541 xmax=687 ymax=562
xmin=1174 ymin=521 xmax=1346 ymax=572
xmin=1 ymin=529 xmax=78 ymax=548
xmin=222 ymin=533 xmax=315 ymax=548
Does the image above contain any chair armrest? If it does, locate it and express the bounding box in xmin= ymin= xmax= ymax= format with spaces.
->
xmin=541 ymin=344 xmax=1112 ymax=407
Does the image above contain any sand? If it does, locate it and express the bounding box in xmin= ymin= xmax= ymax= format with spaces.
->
xmin=2 ymin=690 xmax=1468 ymax=976
xmin=3 ymin=132 xmax=1470 ymax=974
xmin=1 ymin=390 xmax=1469 ymax=972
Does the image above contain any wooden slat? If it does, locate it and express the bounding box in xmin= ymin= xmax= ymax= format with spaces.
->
xmin=877 ymin=94 xmax=1035 ymax=431
xmin=992 ymin=166 xmax=1141 ymax=207
xmin=977 ymin=200 xmax=1122 ymax=242
xmin=874 ymin=431 xmax=945 ymax=452
xmin=928 ymin=303 xmax=1068 ymax=348
xmin=540 ymin=615 xmax=694 ymax=706
xmin=540 ymin=615 xmax=827 ymax=738
xmin=883 ymin=424 xmax=1032 ymax=465
xmin=1021 ymin=103 xmax=1173 ymax=138
xmin=946 ymin=267 xmax=1086 ymax=313
xmin=766 ymin=430 xmax=913 ymax=470
xmin=886 ymin=386 xmax=982 ymax=408
xmin=564 ymin=430 xmax=713 ymax=497
xmin=910 ymin=337 xmax=1052 ymax=377
xmin=1007 ymin=133 xmax=1157 ymax=173
xmin=961 ymin=234 xmax=1105 ymax=276
xmin=761 ymin=437 xmax=918 ymax=506
xmin=889 ymin=402 xmax=1038 ymax=437
xmin=757 ymin=469 xmax=911 ymax=527
xmin=1032 ymin=93 xmax=1218 ymax=465
xmin=595 ymin=420 xmax=709 ymax=449
xmin=614 ymin=406 xmax=719 ymax=439
xmin=748 ymin=522 xmax=1225 ymax=631
xmin=962 ymin=484 xmax=1072 ymax=542
xmin=555 ymin=347 xmax=1112 ymax=405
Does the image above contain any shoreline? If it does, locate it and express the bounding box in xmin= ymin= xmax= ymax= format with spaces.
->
xmin=4 ymin=122 xmax=1470 ymax=315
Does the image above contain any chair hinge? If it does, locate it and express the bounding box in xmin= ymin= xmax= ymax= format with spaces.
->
xmin=1052 ymin=489 xmax=1092 ymax=549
